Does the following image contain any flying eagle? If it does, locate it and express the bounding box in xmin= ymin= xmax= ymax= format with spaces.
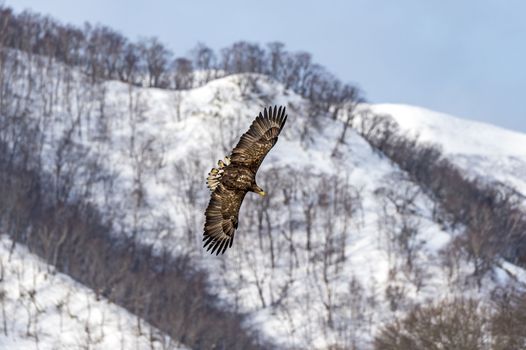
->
xmin=203 ymin=106 xmax=288 ymax=255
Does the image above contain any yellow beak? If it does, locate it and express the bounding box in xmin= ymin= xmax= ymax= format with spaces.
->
xmin=258 ymin=191 xmax=266 ymax=197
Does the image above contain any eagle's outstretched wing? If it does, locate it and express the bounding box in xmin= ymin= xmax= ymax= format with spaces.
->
xmin=203 ymin=184 xmax=246 ymax=255
xmin=230 ymin=105 xmax=287 ymax=172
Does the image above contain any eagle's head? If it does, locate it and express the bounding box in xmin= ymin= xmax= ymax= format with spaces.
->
xmin=251 ymin=184 xmax=266 ymax=197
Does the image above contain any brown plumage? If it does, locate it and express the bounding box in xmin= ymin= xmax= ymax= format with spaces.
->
xmin=203 ymin=105 xmax=288 ymax=255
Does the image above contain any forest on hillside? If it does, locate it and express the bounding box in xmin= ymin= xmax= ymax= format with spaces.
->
xmin=0 ymin=6 xmax=360 ymax=109
xmin=1 ymin=5 xmax=526 ymax=349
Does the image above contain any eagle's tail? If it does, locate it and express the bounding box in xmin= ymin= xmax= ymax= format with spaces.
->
xmin=206 ymin=156 xmax=231 ymax=191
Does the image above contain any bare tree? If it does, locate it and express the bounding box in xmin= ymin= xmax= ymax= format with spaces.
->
xmin=171 ymin=57 xmax=194 ymax=90
xmin=375 ymin=298 xmax=491 ymax=350
xmin=190 ymin=42 xmax=217 ymax=84
xmin=138 ymin=37 xmax=172 ymax=88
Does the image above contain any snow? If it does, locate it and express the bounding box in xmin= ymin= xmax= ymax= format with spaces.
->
xmin=4 ymin=49 xmax=526 ymax=348
xmin=369 ymin=103 xmax=526 ymax=196
xmin=0 ymin=235 xmax=187 ymax=350
xmin=83 ymin=77 xmax=471 ymax=348
xmin=97 ymin=76 xmax=525 ymax=348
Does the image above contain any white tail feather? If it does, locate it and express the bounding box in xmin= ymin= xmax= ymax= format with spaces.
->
xmin=207 ymin=156 xmax=230 ymax=191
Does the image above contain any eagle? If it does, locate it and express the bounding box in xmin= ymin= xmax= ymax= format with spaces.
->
xmin=203 ymin=106 xmax=288 ymax=255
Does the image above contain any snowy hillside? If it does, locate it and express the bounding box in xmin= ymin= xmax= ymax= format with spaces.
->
xmin=2 ymin=45 xmax=526 ymax=349
xmin=370 ymin=104 xmax=526 ymax=197
xmin=46 ymin=75 xmax=522 ymax=348
xmin=0 ymin=235 xmax=186 ymax=350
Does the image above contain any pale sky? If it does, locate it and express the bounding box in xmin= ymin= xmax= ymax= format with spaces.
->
xmin=7 ymin=0 xmax=526 ymax=132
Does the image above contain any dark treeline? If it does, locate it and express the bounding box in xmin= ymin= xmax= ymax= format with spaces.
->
xmin=0 ymin=5 xmax=360 ymax=112
xmin=354 ymin=113 xmax=526 ymax=281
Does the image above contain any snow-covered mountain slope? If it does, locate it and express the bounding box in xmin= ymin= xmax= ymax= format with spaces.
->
xmin=370 ymin=104 xmax=526 ymax=197
xmin=0 ymin=235 xmax=186 ymax=350
xmin=66 ymin=76 xmax=523 ymax=348
xmin=3 ymin=48 xmax=526 ymax=348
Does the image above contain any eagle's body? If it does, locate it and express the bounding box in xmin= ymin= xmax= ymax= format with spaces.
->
xmin=203 ymin=106 xmax=288 ymax=255
xmin=220 ymin=166 xmax=254 ymax=190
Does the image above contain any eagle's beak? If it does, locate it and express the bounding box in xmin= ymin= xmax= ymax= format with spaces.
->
xmin=258 ymin=191 xmax=266 ymax=197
